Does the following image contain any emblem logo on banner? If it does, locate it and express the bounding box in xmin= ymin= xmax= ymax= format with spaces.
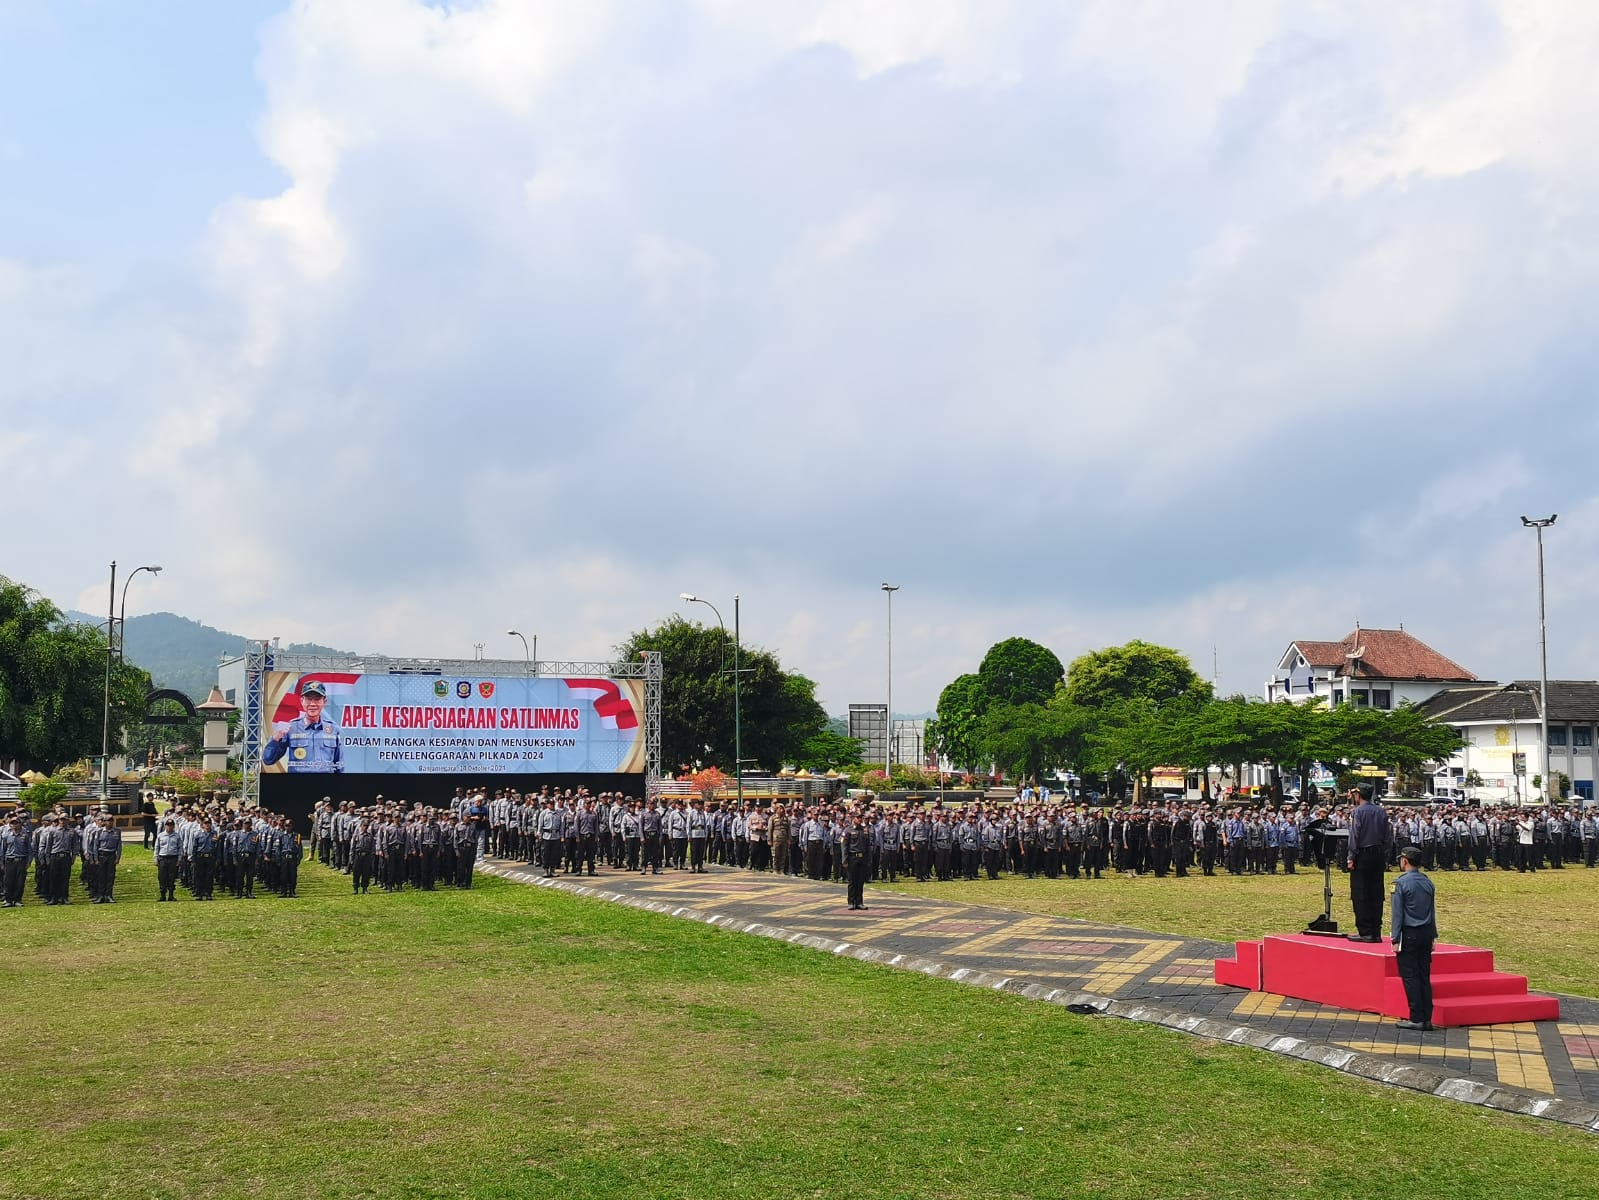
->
xmin=456 ymin=680 xmax=473 ymax=699
xmin=434 ymin=679 xmax=449 ymax=697
xmin=478 ymin=681 xmax=495 ymax=699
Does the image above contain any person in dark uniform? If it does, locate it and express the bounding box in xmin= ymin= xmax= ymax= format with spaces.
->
xmin=844 ymin=813 xmax=871 ymax=910
xmin=640 ymin=799 xmax=663 ymax=875
xmin=1346 ymin=784 xmax=1390 ymax=942
xmin=140 ymin=792 xmax=158 ymax=850
xmin=1391 ymin=845 xmax=1438 ymax=1030
xmin=1149 ymin=811 xmax=1170 ymax=878
xmin=454 ymin=813 xmax=478 ymax=888
xmin=350 ymin=816 xmax=376 ymax=894
xmin=1171 ymin=811 xmax=1192 ymax=878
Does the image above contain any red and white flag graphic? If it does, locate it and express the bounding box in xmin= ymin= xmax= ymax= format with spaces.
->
xmin=563 ymin=679 xmax=639 ymax=730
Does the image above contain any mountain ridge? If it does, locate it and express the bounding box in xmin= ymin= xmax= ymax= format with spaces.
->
xmin=65 ymin=609 xmax=357 ymax=703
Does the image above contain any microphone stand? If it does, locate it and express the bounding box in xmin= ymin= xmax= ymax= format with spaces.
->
xmin=1304 ymin=819 xmax=1349 ymax=936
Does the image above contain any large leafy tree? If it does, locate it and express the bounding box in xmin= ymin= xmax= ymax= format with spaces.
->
xmin=934 ymin=673 xmax=988 ymax=770
xmin=933 ymin=638 xmax=1065 ymax=774
xmin=617 ymin=616 xmax=827 ymax=774
xmin=1062 ymin=640 xmax=1212 ymax=711
xmin=978 ymin=637 xmax=1065 ymax=707
xmin=0 ymin=576 xmax=151 ymax=774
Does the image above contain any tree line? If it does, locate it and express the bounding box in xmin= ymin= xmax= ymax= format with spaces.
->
xmin=0 ymin=575 xmax=152 ymax=776
xmin=932 ymin=637 xmax=1463 ymax=802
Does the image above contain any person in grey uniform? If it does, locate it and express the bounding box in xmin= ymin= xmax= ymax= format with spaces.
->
xmin=576 ymin=800 xmax=599 ymax=876
xmin=687 ymin=800 xmax=710 ymax=873
xmin=153 ymin=818 xmax=182 ymax=901
xmin=1 ymin=811 xmax=31 ymax=906
xmin=620 ymin=802 xmax=642 ymax=872
xmin=537 ymin=799 xmax=563 ymax=878
xmin=1391 ymin=845 xmax=1438 ymax=1031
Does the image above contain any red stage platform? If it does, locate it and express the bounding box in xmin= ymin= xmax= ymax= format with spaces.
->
xmin=1214 ymin=933 xmax=1560 ymax=1027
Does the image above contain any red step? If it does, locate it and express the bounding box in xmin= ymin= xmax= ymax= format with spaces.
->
xmin=1213 ymin=938 xmax=1262 ymax=989
xmin=1214 ymin=932 xmax=1561 ymax=1027
xmin=1428 ymin=970 xmax=1533 ymax=998
xmin=1435 ymin=993 xmax=1561 ymax=1025
xmin=1428 ymin=945 xmax=1497 ymax=974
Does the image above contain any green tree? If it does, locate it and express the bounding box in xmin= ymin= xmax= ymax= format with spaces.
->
xmin=935 ymin=673 xmax=988 ymax=770
xmin=617 ymin=616 xmax=827 ymax=774
xmin=794 ymin=727 xmax=865 ymax=771
xmin=978 ymin=638 xmax=1065 ymax=707
xmin=0 ymin=577 xmax=151 ymax=774
xmin=1062 ymin=640 xmax=1211 ymax=711
xmin=979 ymin=702 xmax=1068 ymax=783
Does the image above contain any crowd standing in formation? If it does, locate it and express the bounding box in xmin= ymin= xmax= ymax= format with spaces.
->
xmin=0 ymin=799 xmax=306 ymax=906
xmin=466 ymin=785 xmax=1599 ymax=892
xmin=308 ymin=794 xmax=485 ymax=892
xmin=5 ymin=783 xmax=1595 ymax=912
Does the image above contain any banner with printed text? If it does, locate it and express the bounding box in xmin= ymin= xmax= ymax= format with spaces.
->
xmin=261 ymin=671 xmax=645 ymax=775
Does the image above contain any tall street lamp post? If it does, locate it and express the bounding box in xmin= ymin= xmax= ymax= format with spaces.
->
xmin=100 ymin=561 xmax=116 ymax=801
xmin=682 ymin=593 xmax=742 ymax=810
xmin=507 ymin=630 xmax=535 ymax=675
xmin=881 ymin=583 xmax=898 ymax=779
xmin=1521 ymin=515 xmax=1557 ymax=803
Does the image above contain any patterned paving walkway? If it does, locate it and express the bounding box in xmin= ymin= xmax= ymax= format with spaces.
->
xmin=480 ymin=857 xmax=1599 ymax=1130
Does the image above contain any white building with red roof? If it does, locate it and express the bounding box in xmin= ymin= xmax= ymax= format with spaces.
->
xmin=1264 ymin=627 xmax=1477 ymax=710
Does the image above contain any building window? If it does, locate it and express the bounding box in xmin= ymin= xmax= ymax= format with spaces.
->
xmin=1575 ymin=781 xmax=1594 ymax=803
xmin=1372 ymin=689 xmax=1391 ymax=710
xmin=1548 ymin=726 xmax=1568 ymax=748
xmin=1351 ymin=690 xmax=1370 ymax=707
xmin=1574 ymin=727 xmax=1593 ymax=748
xmin=1331 ymin=690 xmax=1343 ymax=708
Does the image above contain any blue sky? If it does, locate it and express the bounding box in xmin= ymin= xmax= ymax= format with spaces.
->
xmin=4 ymin=0 xmax=1598 ymax=715
xmin=0 ymin=2 xmax=285 ymax=263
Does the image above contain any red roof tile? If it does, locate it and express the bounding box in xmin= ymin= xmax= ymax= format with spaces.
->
xmin=1289 ymin=630 xmax=1475 ymax=682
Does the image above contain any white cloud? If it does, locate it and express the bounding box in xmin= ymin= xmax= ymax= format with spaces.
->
xmin=8 ymin=0 xmax=1599 ymax=717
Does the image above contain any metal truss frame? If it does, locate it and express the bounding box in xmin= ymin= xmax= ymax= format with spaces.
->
xmin=239 ymin=649 xmax=663 ymax=805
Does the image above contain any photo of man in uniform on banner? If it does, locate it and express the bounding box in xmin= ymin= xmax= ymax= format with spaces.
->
xmin=264 ymin=678 xmax=344 ymax=773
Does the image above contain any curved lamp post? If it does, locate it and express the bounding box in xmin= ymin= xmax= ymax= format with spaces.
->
xmin=118 ymin=564 xmax=162 ymax=661
xmin=681 ymin=592 xmax=742 ymax=810
xmin=507 ymin=629 xmax=536 ymax=676
xmin=1521 ymin=515 xmax=1556 ymax=803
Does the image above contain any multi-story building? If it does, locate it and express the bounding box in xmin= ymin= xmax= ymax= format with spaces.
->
xmin=1416 ymin=681 xmax=1599 ymax=806
xmin=1264 ymin=627 xmax=1476 ymax=710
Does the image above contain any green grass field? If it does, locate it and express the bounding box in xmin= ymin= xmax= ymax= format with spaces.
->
xmin=872 ymin=862 xmax=1599 ymax=997
xmin=2 ymin=850 xmax=1596 ymax=1200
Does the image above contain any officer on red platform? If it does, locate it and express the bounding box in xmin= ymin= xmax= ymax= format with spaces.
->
xmin=1346 ymin=783 xmax=1391 ymax=942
